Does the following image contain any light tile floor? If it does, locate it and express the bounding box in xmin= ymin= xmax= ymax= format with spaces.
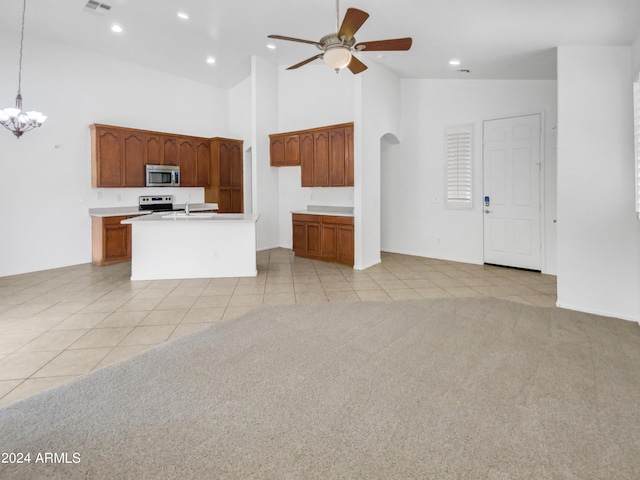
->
xmin=0 ymin=249 xmax=556 ymax=408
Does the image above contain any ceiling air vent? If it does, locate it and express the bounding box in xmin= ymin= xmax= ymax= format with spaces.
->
xmin=84 ymin=1 xmax=112 ymax=15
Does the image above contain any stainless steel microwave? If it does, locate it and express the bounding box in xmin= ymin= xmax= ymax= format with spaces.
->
xmin=145 ymin=164 xmax=180 ymax=187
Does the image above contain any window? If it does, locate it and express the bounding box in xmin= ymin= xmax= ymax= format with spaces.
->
xmin=634 ymin=74 xmax=640 ymax=218
xmin=445 ymin=124 xmax=473 ymax=209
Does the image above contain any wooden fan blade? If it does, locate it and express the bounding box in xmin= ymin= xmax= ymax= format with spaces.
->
xmin=355 ymin=38 xmax=413 ymax=51
xmin=347 ymin=56 xmax=368 ymax=74
xmin=287 ymin=54 xmax=324 ymax=70
xmin=268 ymin=35 xmax=322 ymax=47
xmin=338 ymin=8 xmax=369 ymax=42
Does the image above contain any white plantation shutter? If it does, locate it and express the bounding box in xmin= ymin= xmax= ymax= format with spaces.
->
xmin=445 ymin=124 xmax=473 ymax=209
xmin=634 ymin=75 xmax=640 ymax=218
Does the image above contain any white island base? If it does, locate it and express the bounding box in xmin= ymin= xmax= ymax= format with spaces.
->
xmin=122 ymin=213 xmax=260 ymax=281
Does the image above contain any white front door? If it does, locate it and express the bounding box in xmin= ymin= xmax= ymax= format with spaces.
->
xmin=483 ymin=114 xmax=541 ymax=270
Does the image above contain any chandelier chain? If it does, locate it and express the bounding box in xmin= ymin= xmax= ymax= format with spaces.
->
xmin=17 ymin=0 xmax=27 ymax=94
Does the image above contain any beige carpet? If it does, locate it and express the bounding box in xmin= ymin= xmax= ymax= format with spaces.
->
xmin=1 ymin=297 xmax=639 ymax=479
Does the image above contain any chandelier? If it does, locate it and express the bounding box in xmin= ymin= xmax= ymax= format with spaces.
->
xmin=0 ymin=0 xmax=47 ymax=139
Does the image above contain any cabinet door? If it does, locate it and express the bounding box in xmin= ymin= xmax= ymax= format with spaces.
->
xmin=284 ymin=134 xmax=300 ymax=166
xmin=300 ymin=132 xmax=314 ymax=187
xmin=217 ymin=188 xmax=242 ymax=213
xmin=313 ymin=130 xmax=330 ymax=187
xmin=95 ymin=127 xmax=122 ymax=187
xmin=144 ymin=134 xmax=163 ymax=166
xmin=307 ymin=223 xmax=322 ymax=256
xmin=195 ymin=139 xmax=210 ymax=187
xmin=270 ymin=135 xmax=285 ymax=166
xmin=230 ymin=188 xmax=243 ymax=213
xmin=103 ymin=216 xmax=131 ymax=263
xmin=122 ymin=131 xmax=145 ymax=187
xmin=219 ymin=141 xmax=232 ymax=186
xmin=337 ymin=225 xmax=354 ymax=265
xmin=321 ymin=224 xmax=337 ymax=259
xmin=178 ymin=137 xmax=197 ymax=186
xmin=162 ymin=136 xmax=178 ymax=166
xmin=292 ymin=222 xmax=307 ymax=253
xmin=218 ymin=188 xmax=232 ymax=213
xmin=229 ymin=141 xmax=243 ymax=187
xmin=345 ymin=125 xmax=354 ymax=187
xmin=329 ymin=127 xmax=346 ymax=186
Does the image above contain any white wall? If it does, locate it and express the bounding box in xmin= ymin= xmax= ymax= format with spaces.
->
xmin=0 ymin=38 xmax=228 ymax=277
xmin=557 ymin=46 xmax=640 ymax=322
xmin=354 ymin=60 xmax=402 ymax=270
xmin=228 ymin=76 xmax=253 ymax=213
xmin=228 ymin=77 xmax=252 ymax=146
xmin=251 ymin=56 xmax=280 ymax=250
xmin=383 ymin=79 xmax=558 ymax=272
xmin=633 ymin=30 xmax=640 ymax=75
xmin=276 ymin=65 xmax=355 ymax=249
xmin=634 ymin=32 xmax=640 ymax=322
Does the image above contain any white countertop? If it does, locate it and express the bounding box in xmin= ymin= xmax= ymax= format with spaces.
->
xmin=121 ymin=212 xmax=260 ymax=224
xmin=291 ymin=206 xmax=354 ymax=217
xmin=89 ymin=203 xmax=219 ymax=217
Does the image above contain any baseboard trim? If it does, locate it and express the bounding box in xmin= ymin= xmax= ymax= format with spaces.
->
xmin=555 ymin=301 xmax=640 ymax=323
xmin=380 ymin=247 xmax=482 ymax=266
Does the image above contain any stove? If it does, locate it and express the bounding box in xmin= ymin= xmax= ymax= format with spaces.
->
xmin=138 ymin=195 xmax=182 ymax=212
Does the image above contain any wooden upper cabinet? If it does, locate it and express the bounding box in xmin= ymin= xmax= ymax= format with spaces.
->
xmin=178 ymin=137 xmax=196 ymax=187
xmin=269 ymin=122 xmax=353 ymax=187
xmin=329 ymin=127 xmax=346 ymax=187
xmin=144 ymin=134 xmax=162 ymax=165
xmin=270 ymin=135 xmax=285 ymax=166
xmin=300 ymin=132 xmax=314 ymax=187
xmin=195 ymin=139 xmax=211 ymax=187
xmin=270 ymin=133 xmax=301 ymax=166
xmin=90 ymin=124 xmax=215 ymax=188
xmin=284 ymin=135 xmax=300 ymax=165
xmin=218 ymin=141 xmax=232 ymax=186
xmin=345 ymin=125 xmax=354 ymax=187
xmin=313 ymin=130 xmax=330 ymax=187
xmin=162 ymin=136 xmax=178 ymax=166
xmin=229 ymin=141 xmax=243 ymax=187
xmin=92 ymin=126 xmax=123 ymax=187
xmin=91 ymin=124 xmax=234 ymax=189
xmin=122 ymin=131 xmax=145 ymax=187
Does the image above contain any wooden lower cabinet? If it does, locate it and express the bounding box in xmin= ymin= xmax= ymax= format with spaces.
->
xmin=292 ymin=214 xmax=353 ymax=266
xmin=92 ymin=215 xmax=142 ymax=266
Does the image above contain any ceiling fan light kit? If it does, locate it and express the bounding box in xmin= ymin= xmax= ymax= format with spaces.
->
xmin=323 ymin=46 xmax=352 ymax=71
xmin=268 ymin=0 xmax=412 ymax=75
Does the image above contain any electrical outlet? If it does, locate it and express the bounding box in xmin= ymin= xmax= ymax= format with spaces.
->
xmin=116 ymin=194 xmax=122 ymax=202
xmin=97 ymin=192 xmax=102 ymax=200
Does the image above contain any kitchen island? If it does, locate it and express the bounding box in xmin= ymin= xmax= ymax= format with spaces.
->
xmin=121 ymin=212 xmax=260 ymax=280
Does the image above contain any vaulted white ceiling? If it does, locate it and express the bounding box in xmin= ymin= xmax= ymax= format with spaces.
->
xmin=1 ymin=0 xmax=639 ymax=89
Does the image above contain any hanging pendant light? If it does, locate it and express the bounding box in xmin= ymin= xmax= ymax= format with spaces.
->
xmin=0 ymin=0 xmax=47 ymax=139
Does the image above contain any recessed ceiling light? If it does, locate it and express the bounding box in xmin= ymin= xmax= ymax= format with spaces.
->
xmin=449 ymin=58 xmax=461 ymax=66
xmin=266 ymin=43 xmax=276 ymax=50
xmin=111 ymin=24 xmax=123 ymax=33
xmin=206 ymin=56 xmax=216 ymax=65
xmin=177 ymin=12 xmax=189 ymax=20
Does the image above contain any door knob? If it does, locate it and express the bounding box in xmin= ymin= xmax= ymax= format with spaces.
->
xmin=485 ymin=209 xmax=491 ymax=214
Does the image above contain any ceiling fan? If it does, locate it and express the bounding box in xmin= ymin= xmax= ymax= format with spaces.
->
xmin=268 ymin=0 xmax=412 ymax=74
